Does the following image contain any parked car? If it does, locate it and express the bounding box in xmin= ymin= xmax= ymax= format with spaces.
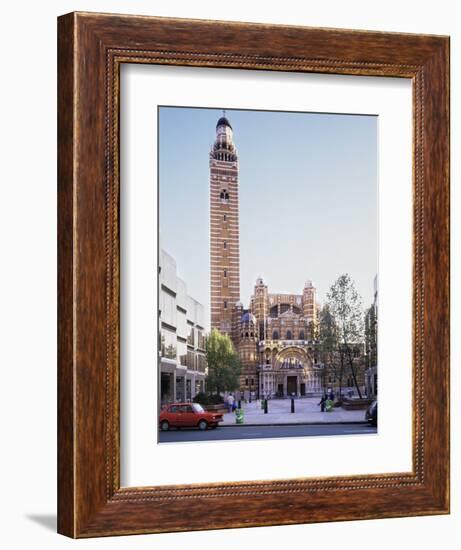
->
xmin=159 ymin=402 xmax=223 ymax=431
xmin=365 ymin=400 xmax=378 ymax=426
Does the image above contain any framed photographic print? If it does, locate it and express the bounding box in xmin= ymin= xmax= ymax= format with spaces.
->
xmin=58 ymin=12 xmax=450 ymax=537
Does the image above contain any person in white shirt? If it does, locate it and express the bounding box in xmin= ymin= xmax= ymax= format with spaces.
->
xmin=227 ymin=393 xmax=234 ymax=413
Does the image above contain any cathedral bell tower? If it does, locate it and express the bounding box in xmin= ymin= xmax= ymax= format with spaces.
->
xmin=209 ymin=113 xmax=240 ymax=340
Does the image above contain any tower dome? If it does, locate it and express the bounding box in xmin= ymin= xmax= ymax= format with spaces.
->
xmin=241 ymin=312 xmax=256 ymax=325
xmin=216 ymin=116 xmax=232 ymax=130
xmin=211 ymin=112 xmax=237 ymax=162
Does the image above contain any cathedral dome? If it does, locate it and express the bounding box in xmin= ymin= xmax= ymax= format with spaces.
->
xmin=241 ymin=312 xmax=256 ymax=325
xmin=216 ymin=116 xmax=232 ymax=130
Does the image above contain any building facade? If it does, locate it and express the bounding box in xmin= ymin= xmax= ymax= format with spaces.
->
xmin=209 ymin=113 xmax=367 ymax=399
xmin=236 ymin=277 xmax=324 ymax=398
xmin=365 ymin=275 xmax=378 ymax=397
xmin=208 ymin=114 xmax=323 ymax=398
xmin=159 ymin=250 xmax=207 ymax=405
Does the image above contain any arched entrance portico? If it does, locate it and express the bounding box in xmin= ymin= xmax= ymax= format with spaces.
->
xmin=259 ymin=346 xmax=321 ymax=398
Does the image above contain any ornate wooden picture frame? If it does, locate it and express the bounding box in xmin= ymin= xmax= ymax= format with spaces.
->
xmin=57 ymin=12 xmax=450 ymax=537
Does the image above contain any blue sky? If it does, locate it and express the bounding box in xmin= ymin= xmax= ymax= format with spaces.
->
xmin=159 ymin=107 xmax=377 ymax=331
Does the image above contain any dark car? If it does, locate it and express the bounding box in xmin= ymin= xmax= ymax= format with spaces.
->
xmin=159 ymin=402 xmax=223 ymax=431
xmin=365 ymin=400 xmax=377 ymax=426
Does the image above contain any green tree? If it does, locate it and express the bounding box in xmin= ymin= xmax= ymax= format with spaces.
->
xmin=205 ymin=329 xmax=241 ymax=396
xmin=308 ymin=319 xmax=319 ymax=341
xmin=318 ymin=304 xmax=343 ymax=395
xmin=327 ymin=274 xmax=365 ymax=399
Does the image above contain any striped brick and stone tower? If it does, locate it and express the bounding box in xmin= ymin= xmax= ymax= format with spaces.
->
xmin=209 ymin=113 xmax=240 ymax=341
xmin=302 ymin=280 xmax=318 ymax=338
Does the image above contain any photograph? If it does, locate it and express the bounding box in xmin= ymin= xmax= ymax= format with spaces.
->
xmin=158 ymin=106 xmax=378 ymax=443
xmin=0 ymin=0 xmax=452 ymax=544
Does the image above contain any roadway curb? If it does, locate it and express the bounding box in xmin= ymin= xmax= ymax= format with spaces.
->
xmin=220 ymin=421 xmax=369 ymax=427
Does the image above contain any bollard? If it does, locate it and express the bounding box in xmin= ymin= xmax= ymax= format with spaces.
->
xmin=238 ymin=399 xmax=241 ymax=410
xmin=264 ymin=399 xmax=268 ymax=414
xmin=235 ymin=408 xmax=244 ymax=424
xmin=291 ymin=397 xmax=295 ymax=413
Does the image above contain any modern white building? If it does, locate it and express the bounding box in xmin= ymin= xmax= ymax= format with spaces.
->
xmin=159 ymin=250 xmax=207 ymax=404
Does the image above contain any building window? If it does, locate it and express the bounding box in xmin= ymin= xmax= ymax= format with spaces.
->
xmin=280 ymin=304 xmax=290 ymax=315
xmin=223 ymin=270 xmax=227 ymax=277
xmin=223 ymin=241 xmax=227 ymax=249
xmin=220 ymin=189 xmax=229 ymax=202
xmin=272 ymin=330 xmax=279 ymax=340
xmin=269 ymin=305 xmax=278 ymax=318
xmin=223 ymin=214 xmax=227 ymax=221
xmin=286 ymin=330 xmax=292 ymax=340
xmin=224 ymin=301 xmax=227 ymax=309
xmin=299 ymin=330 xmax=305 ymax=340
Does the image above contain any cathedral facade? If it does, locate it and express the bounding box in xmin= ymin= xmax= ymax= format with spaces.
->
xmin=209 ymin=113 xmax=328 ymax=398
xmin=235 ymin=278 xmax=326 ymax=398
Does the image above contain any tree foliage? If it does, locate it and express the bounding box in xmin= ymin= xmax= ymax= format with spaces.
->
xmin=318 ymin=304 xmax=342 ymax=393
xmin=205 ymin=329 xmax=241 ymax=395
xmin=326 ymin=274 xmax=365 ymax=398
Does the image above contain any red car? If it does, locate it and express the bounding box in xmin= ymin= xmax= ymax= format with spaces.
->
xmin=159 ymin=403 xmax=223 ymax=431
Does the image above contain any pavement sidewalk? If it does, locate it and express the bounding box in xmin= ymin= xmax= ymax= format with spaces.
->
xmin=221 ymin=397 xmax=367 ymax=426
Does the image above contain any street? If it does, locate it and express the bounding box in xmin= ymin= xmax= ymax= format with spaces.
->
xmin=159 ymin=423 xmax=377 ymax=443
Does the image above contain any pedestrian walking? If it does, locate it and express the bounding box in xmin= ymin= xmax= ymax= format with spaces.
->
xmin=227 ymin=393 xmax=234 ymax=413
xmin=318 ymin=394 xmax=327 ymax=412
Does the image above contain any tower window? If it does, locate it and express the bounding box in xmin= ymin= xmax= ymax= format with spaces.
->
xmin=272 ymin=330 xmax=279 ymax=340
xmin=223 ymin=241 xmax=227 ymax=249
xmin=223 ymin=214 xmax=227 ymax=221
xmin=286 ymin=330 xmax=292 ymax=340
xmin=299 ymin=331 xmax=305 ymax=340
xmin=220 ymin=189 xmax=229 ymax=202
xmin=224 ymin=301 xmax=228 ymax=309
xmin=223 ymin=270 xmax=227 ymax=277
